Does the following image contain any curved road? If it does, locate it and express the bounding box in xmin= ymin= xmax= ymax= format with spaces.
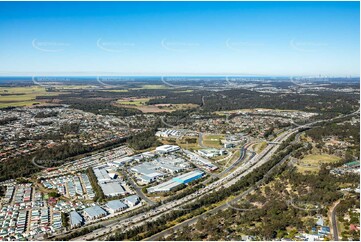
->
xmin=330 ymin=200 xmax=340 ymax=241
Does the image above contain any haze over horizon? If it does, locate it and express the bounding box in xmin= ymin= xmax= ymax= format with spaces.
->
xmin=0 ymin=1 xmax=359 ymax=76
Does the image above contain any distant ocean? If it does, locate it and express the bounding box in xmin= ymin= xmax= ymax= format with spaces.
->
xmin=0 ymin=76 xmax=359 ymax=84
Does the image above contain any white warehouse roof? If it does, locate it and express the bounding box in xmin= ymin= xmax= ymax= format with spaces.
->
xmin=99 ymin=181 xmax=126 ymax=197
xmin=70 ymin=211 xmax=83 ymax=226
xmin=105 ymin=200 xmax=128 ymax=211
xmin=84 ymin=205 xmax=107 ymax=218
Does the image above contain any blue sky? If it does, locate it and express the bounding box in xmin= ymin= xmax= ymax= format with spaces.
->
xmin=0 ymin=1 xmax=359 ymax=76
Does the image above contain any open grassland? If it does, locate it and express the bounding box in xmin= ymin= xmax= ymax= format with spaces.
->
xmin=162 ymin=137 xmax=203 ymax=151
xmin=99 ymin=89 xmax=129 ymax=92
xmin=130 ymin=84 xmax=170 ymax=90
xmin=117 ymin=98 xmax=151 ymax=106
xmin=254 ymin=141 xmax=268 ymax=153
xmin=53 ymin=85 xmax=96 ymax=90
xmin=173 ymin=89 xmax=194 ymax=93
xmin=116 ymin=97 xmax=199 ymax=113
xmin=0 ymin=86 xmax=64 ymax=108
xmin=296 ymin=154 xmax=341 ymax=174
xmin=0 ymin=101 xmax=40 ymax=108
xmin=203 ymin=134 xmax=225 ymax=148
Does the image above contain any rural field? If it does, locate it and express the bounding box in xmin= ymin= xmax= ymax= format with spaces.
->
xmin=0 ymin=86 xmax=64 ymax=108
xmin=115 ymin=97 xmax=199 ymax=113
xmin=202 ymin=134 xmax=225 ymax=148
xmin=296 ymin=154 xmax=341 ymax=173
xmin=131 ymin=84 xmax=170 ymax=90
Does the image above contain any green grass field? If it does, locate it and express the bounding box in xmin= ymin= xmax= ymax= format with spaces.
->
xmin=100 ymin=89 xmax=129 ymax=92
xmin=117 ymin=98 xmax=150 ymax=106
xmin=296 ymin=154 xmax=341 ymax=173
xmin=254 ymin=141 xmax=267 ymax=153
xmin=53 ymin=85 xmax=95 ymax=90
xmin=173 ymin=89 xmax=194 ymax=93
xmin=130 ymin=84 xmax=170 ymax=90
xmin=0 ymin=86 xmax=64 ymax=108
xmin=116 ymin=97 xmax=199 ymax=113
xmin=203 ymin=134 xmax=225 ymax=148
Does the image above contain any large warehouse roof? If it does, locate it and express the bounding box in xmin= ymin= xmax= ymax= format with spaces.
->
xmin=176 ymin=170 xmax=204 ymax=180
xmin=93 ymin=167 xmax=110 ymax=181
xmin=84 ymin=205 xmax=107 ymax=218
xmin=70 ymin=211 xmax=83 ymax=226
xmin=99 ymin=181 xmax=125 ymax=196
xmin=106 ymin=200 xmax=128 ymax=211
xmin=147 ymin=179 xmax=182 ymax=193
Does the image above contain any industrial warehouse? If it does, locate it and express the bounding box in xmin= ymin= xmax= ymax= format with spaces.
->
xmin=130 ymin=154 xmax=191 ymax=185
xmin=147 ymin=170 xmax=204 ymax=193
xmin=92 ymin=166 xmax=129 ymax=197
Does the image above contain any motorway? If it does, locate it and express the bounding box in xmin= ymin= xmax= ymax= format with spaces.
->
xmin=73 ymin=126 xmax=297 ymax=241
xmin=216 ymin=144 xmax=256 ymax=178
xmin=145 ymin=153 xmax=292 ymax=241
xmin=65 ymin=109 xmax=359 ymax=241
xmin=143 ymin=110 xmax=360 ymax=240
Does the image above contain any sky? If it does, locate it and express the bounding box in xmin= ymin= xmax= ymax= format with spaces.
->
xmin=0 ymin=1 xmax=359 ymax=76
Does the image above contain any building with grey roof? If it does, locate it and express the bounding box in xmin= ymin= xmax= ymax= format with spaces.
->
xmin=131 ymin=163 xmax=164 ymax=181
xmin=123 ymin=195 xmax=140 ymax=207
xmin=139 ymin=174 xmax=154 ymax=184
xmin=113 ymin=156 xmax=134 ymax=166
xmin=83 ymin=205 xmax=107 ymax=220
xmin=99 ymin=181 xmax=126 ymax=197
xmin=147 ymin=170 xmax=204 ymax=193
xmin=69 ymin=211 xmax=83 ymax=228
xmin=93 ymin=167 xmax=110 ymax=182
xmin=155 ymin=145 xmax=180 ymax=154
xmin=105 ymin=200 xmax=128 ymax=213
xmin=147 ymin=179 xmax=183 ymax=193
